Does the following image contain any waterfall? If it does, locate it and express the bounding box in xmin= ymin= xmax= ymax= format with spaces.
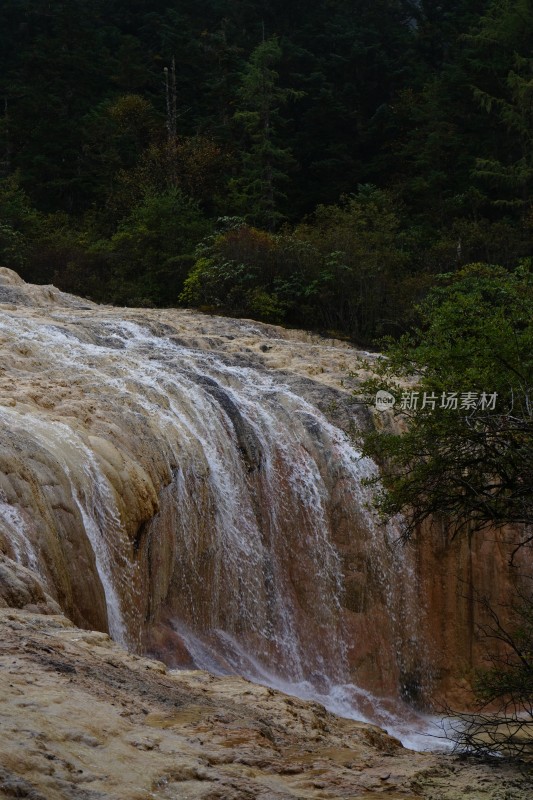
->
xmin=0 ymin=302 xmax=443 ymax=749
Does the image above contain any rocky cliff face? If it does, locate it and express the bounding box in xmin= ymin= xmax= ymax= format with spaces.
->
xmin=412 ymin=518 xmax=531 ymax=707
xmin=0 ymin=267 xmax=525 ymax=726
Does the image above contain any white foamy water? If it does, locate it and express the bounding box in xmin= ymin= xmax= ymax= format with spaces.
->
xmin=0 ymin=497 xmax=40 ymax=574
xmin=0 ymin=406 xmax=130 ymax=644
xmin=171 ymin=624 xmax=450 ymax=752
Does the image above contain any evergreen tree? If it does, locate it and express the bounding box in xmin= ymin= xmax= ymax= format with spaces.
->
xmin=0 ymin=0 xmax=119 ymax=211
xmin=230 ymin=36 xmax=300 ymax=230
xmin=467 ymin=0 xmax=533 ymax=214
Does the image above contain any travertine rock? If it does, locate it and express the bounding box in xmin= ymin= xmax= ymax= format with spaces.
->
xmin=0 ymin=267 xmax=527 ymax=714
xmin=0 ymin=554 xmax=61 ymax=614
xmin=1 ymin=609 xmax=530 ymax=800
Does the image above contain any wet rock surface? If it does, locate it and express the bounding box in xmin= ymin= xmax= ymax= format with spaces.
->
xmin=0 ymin=267 xmax=409 ymax=696
xmin=0 ymin=554 xmax=61 ymax=615
xmin=0 ymin=266 xmax=527 ymax=736
xmin=1 ymin=608 xmax=531 ymax=800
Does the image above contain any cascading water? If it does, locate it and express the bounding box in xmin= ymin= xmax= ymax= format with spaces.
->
xmin=0 ymin=496 xmax=40 ymax=575
xmin=0 ymin=401 xmax=134 ymax=643
xmin=0 ymin=294 xmax=444 ymax=750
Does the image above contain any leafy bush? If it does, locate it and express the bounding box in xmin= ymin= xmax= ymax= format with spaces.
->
xmin=360 ymin=261 xmax=533 ymax=538
xmin=105 ymin=188 xmax=212 ymax=305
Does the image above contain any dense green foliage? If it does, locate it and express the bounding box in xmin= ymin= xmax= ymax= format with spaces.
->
xmin=0 ymin=0 xmax=531 ymax=340
xmin=359 ymin=263 xmax=533 ymax=538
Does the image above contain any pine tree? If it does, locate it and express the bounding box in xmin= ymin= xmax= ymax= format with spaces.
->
xmin=230 ymin=36 xmax=300 ymax=231
xmin=467 ymin=0 xmax=533 ymax=213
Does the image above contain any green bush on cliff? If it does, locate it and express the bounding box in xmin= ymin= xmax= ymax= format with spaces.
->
xmin=360 ymin=261 xmax=533 ymax=540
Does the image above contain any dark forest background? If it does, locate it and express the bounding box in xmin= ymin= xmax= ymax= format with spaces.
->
xmin=0 ymin=0 xmax=531 ymax=343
